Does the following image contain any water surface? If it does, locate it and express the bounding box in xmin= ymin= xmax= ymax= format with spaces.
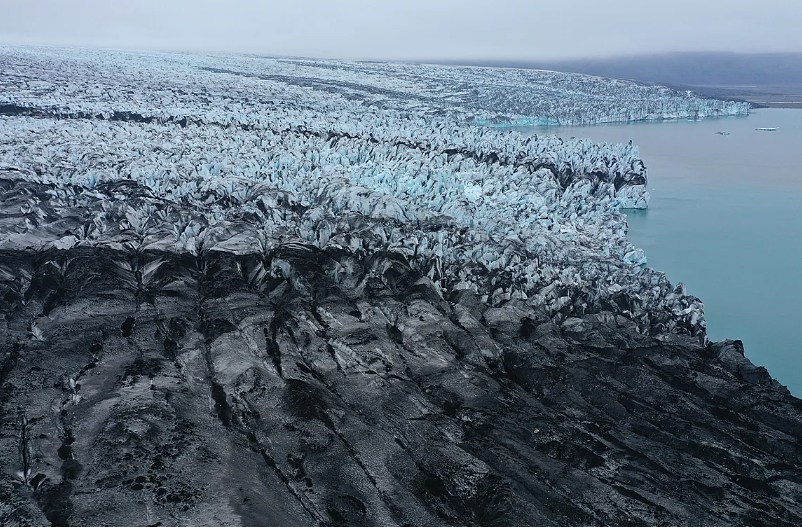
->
xmin=526 ymin=110 xmax=802 ymax=395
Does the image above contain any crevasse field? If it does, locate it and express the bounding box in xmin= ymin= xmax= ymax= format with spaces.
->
xmin=0 ymin=46 xmax=749 ymax=337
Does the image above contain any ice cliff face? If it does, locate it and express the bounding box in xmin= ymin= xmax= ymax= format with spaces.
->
xmin=1 ymin=48 xmax=799 ymax=527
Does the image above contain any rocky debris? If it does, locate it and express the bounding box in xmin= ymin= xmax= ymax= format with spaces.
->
xmin=0 ymin=244 xmax=799 ymax=527
xmin=0 ymin=177 xmax=800 ymax=527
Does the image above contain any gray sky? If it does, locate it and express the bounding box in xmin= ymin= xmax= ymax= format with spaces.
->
xmin=2 ymin=0 xmax=801 ymax=61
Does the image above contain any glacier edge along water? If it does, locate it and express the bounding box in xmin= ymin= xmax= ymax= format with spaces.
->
xmin=518 ymin=108 xmax=802 ymax=395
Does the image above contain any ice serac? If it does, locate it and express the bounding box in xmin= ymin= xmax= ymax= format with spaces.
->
xmin=615 ymin=184 xmax=650 ymax=209
xmin=1 ymin=47 xmax=799 ymax=527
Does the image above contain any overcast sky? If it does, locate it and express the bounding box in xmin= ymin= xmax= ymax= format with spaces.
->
xmin=2 ymin=0 xmax=801 ymax=61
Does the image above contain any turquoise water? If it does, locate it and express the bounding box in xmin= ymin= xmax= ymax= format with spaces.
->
xmin=528 ymin=110 xmax=802 ymax=395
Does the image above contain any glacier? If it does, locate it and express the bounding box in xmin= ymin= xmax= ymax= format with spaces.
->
xmin=1 ymin=47 xmax=800 ymax=527
xmin=0 ymin=45 xmax=712 ymax=339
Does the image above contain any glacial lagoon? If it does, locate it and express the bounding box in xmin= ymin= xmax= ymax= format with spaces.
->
xmin=529 ymin=109 xmax=802 ymax=394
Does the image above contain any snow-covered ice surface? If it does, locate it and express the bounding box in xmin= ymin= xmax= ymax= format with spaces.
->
xmin=0 ymin=46 xmax=716 ymax=338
